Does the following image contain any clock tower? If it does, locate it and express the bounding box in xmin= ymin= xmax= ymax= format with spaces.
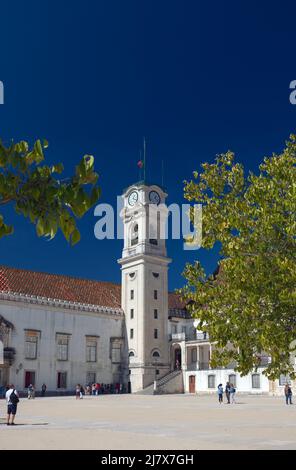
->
xmin=118 ymin=182 xmax=171 ymax=392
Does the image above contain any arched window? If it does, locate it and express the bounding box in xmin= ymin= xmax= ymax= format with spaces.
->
xmin=152 ymin=351 xmax=160 ymax=358
xmin=129 ymin=351 xmax=135 ymax=357
xmin=130 ymin=224 xmax=138 ymax=246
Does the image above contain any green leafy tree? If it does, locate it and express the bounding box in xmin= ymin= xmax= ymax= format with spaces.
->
xmin=0 ymin=138 xmax=101 ymax=245
xmin=181 ymin=134 xmax=296 ymax=380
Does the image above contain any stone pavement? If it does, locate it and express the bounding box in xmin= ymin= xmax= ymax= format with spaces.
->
xmin=0 ymin=394 xmax=295 ymax=449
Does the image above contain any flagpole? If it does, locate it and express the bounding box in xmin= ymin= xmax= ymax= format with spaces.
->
xmin=143 ymin=137 xmax=146 ymax=182
xmin=139 ymin=150 xmax=142 ymax=181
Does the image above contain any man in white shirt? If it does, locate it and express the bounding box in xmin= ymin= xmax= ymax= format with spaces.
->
xmin=5 ymin=384 xmax=19 ymax=425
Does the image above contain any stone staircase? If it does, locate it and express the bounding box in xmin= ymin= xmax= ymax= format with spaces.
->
xmin=136 ymin=369 xmax=184 ymax=395
xmin=154 ymin=369 xmax=183 ymax=394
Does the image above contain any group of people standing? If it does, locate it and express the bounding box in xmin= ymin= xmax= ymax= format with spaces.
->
xmin=75 ymin=382 xmax=124 ymax=398
xmin=217 ymin=382 xmax=236 ymax=404
xmin=27 ymin=383 xmax=46 ymax=399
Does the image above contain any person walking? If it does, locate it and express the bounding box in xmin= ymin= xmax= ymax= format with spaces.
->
xmin=284 ymin=383 xmax=293 ymax=405
xmin=80 ymin=384 xmax=84 ymax=399
xmin=225 ymin=382 xmax=231 ymax=404
xmin=27 ymin=384 xmax=35 ymax=399
xmin=6 ymin=384 xmax=19 ymax=425
xmin=76 ymin=384 xmax=81 ymax=399
xmin=41 ymin=383 xmax=47 ymax=397
xmin=230 ymin=383 xmax=236 ymax=403
xmin=217 ymin=383 xmax=223 ymax=404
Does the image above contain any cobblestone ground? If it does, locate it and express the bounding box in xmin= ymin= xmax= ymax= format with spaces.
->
xmin=0 ymin=394 xmax=295 ymax=449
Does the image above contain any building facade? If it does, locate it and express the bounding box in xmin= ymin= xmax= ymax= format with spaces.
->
xmin=0 ymin=181 xmax=293 ymax=396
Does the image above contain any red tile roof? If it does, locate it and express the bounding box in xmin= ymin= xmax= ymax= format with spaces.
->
xmin=0 ymin=265 xmax=185 ymax=311
xmin=0 ymin=265 xmax=122 ymax=309
xmin=168 ymin=292 xmax=187 ymax=310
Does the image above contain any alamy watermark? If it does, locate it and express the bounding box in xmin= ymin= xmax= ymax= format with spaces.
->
xmin=0 ymin=80 xmax=4 ymax=104
xmin=289 ymin=80 xmax=296 ymax=105
xmin=93 ymin=197 xmax=202 ymax=250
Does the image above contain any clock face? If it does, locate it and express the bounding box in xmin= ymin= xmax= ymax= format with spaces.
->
xmin=149 ymin=190 xmax=160 ymax=205
xmin=128 ymin=191 xmax=138 ymax=206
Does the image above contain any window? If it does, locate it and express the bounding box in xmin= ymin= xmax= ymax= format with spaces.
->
xmin=130 ymin=309 xmax=134 ymax=319
xmin=57 ymin=372 xmax=67 ymax=389
xmin=24 ymin=370 xmax=36 ymax=388
xmin=154 ymin=290 xmax=158 ymax=300
xmin=191 ymin=348 xmax=197 ymax=363
xmin=130 ymin=329 xmax=134 ymax=339
xmin=279 ymin=374 xmax=290 ymax=386
xmin=131 ymin=224 xmax=138 ymax=246
xmin=208 ymin=375 xmax=216 ymax=389
xmin=86 ymin=372 xmax=96 ymax=384
xmin=154 ymin=309 xmax=158 ymax=319
xmin=182 ymin=326 xmax=187 ymax=335
xmin=130 ymin=290 xmax=134 ymax=300
xmin=172 ymin=325 xmax=177 ymax=334
xmin=86 ymin=337 xmax=97 ymax=362
xmin=252 ymin=374 xmax=260 ymax=389
xmin=154 ymin=329 xmax=158 ymax=339
xmin=25 ymin=331 xmax=38 ymax=359
xmin=228 ymin=374 xmax=236 ymax=387
xmin=56 ymin=334 xmax=69 ymax=361
xmin=152 ymin=272 xmax=159 ymax=278
xmin=111 ymin=341 xmax=121 ymax=363
xmin=152 ymin=351 xmax=160 ymax=358
xmin=156 ymin=369 xmax=160 ymax=375
xmin=149 ymin=238 xmax=158 ymax=245
xmin=129 ymin=351 xmax=135 ymax=357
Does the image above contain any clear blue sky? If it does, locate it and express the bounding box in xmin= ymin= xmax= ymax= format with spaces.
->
xmin=0 ymin=0 xmax=295 ymax=290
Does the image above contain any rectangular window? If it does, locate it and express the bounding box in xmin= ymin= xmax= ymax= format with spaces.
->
xmin=56 ymin=334 xmax=69 ymax=361
xmin=191 ymin=348 xmax=197 ymax=363
xmin=228 ymin=374 xmax=236 ymax=387
xmin=25 ymin=332 xmax=38 ymax=359
xmin=279 ymin=374 xmax=290 ymax=386
xmin=154 ymin=309 xmax=158 ymax=319
xmin=86 ymin=337 xmax=97 ymax=362
xmin=130 ymin=290 xmax=134 ymax=300
xmin=182 ymin=326 xmax=187 ymax=335
xmin=208 ymin=375 xmax=215 ymax=389
xmin=154 ymin=329 xmax=158 ymax=339
xmin=86 ymin=372 xmax=96 ymax=384
xmin=130 ymin=309 xmax=134 ymax=319
xmin=57 ymin=372 xmax=67 ymax=389
xmin=172 ymin=325 xmax=177 ymax=334
xmin=154 ymin=290 xmax=158 ymax=300
xmin=252 ymin=374 xmax=260 ymax=389
xmin=130 ymin=329 xmax=134 ymax=339
xmin=111 ymin=342 xmax=121 ymax=363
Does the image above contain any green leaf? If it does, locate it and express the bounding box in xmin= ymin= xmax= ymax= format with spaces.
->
xmin=70 ymin=228 xmax=81 ymax=246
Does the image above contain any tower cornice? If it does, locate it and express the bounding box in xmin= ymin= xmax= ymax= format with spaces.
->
xmin=118 ymin=253 xmax=172 ymax=267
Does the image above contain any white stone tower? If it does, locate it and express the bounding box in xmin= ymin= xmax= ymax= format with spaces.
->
xmin=118 ymin=182 xmax=171 ymax=392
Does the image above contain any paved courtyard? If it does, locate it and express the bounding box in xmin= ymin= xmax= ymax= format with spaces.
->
xmin=0 ymin=394 xmax=295 ymax=450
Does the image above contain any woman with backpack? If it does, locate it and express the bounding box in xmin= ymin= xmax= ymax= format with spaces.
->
xmin=230 ymin=383 xmax=236 ymax=403
xmin=284 ymin=383 xmax=293 ymax=405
